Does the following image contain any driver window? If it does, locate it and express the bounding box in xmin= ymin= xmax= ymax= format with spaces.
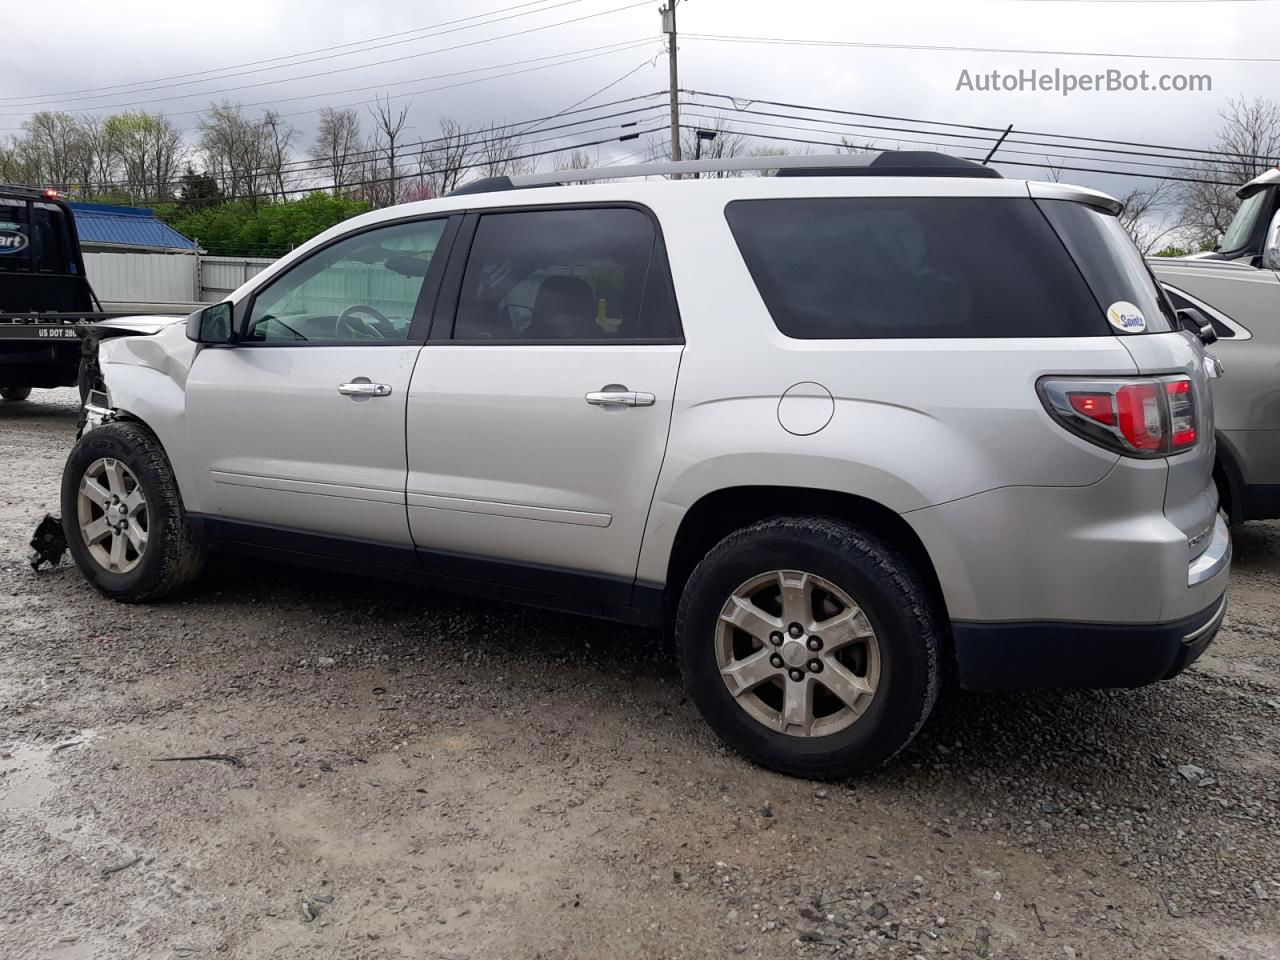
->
xmin=245 ymin=218 xmax=446 ymax=343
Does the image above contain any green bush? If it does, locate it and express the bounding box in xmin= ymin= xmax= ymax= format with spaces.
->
xmin=156 ymin=192 xmax=369 ymax=259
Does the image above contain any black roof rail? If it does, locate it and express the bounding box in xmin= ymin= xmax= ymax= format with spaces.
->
xmin=775 ymin=151 xmax=1001 ymax=179
xmin=446 ymin=176 xmax=516 ymax=197
xmin=437 ymin=151 xmax=1004 ymax=197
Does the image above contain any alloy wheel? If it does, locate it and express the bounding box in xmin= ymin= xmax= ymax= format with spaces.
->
xmin=715 ymin=569 xmax=881 ymax=737
xmin=76 ymin=458 xmax=148 ymax=574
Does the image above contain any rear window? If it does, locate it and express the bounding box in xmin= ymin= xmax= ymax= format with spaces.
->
xmin=1036 ymin=199 xmax=1176 ymax=334
xmin=0 ymin=199 xmax=76 ymax=275
xmin=724 ymin=197 xmax=1105 ymax=340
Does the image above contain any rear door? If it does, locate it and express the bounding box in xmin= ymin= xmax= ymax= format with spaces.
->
xmin=404 ymin=205 xmax=683 ymax=603
xmin=185 ymin=216 xmax=455 ymax=561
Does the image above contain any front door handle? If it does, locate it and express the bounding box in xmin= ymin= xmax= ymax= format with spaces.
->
xmin=338 ymin=381 xmax=392 ymax=399
xmin=585 ymin=385 xmax=655 ymax=408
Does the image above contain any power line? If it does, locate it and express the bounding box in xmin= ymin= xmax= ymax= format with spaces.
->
xmin=0 ymin=0 xmax=578 ymax=105
xmin=676 ymin=123 xmax=1241 ymax=186
xmin=684 ymin=31 xmax=1280 ymax=64
xmin=685 ymin=89 xmax=1280 ymax=165
xmin=677 ymin=100 xmax=1251 ymax=175
xmin=678 ymin=108 xmax=1230 ymax=180
xmin=188 ymin=39 xmax=658 ymax=121
xmin=0 ymin=0 xmax=654 ymax=117
xmin=0 ymin=42 xmax=664 ymax=134
xmin=263 ymin=42 xmax=664 ymax=126
xmin=514 ymin=50 xmax=663 ymax=138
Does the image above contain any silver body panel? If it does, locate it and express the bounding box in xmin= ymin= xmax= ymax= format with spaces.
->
xmin=90 ymin=172 xmax=1226 ymax=636
xmin=1152 ymin=256 xmax=1280 ymax=496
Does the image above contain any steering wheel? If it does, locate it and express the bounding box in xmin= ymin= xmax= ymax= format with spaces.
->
xmin=336 ymin=304 xmax=395 ymax=339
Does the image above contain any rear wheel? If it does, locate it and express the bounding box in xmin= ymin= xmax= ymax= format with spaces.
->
xmin=676 ymin=516 xmax=940 ymax=780
xmin=0 ymin=386 xmax=32 ymax=402
xmin=61 ymin=421 xmax=206 ymax=602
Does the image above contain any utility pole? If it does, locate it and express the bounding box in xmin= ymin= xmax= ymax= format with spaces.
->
xmin=661 ymin=0 xmax=681 ymax=177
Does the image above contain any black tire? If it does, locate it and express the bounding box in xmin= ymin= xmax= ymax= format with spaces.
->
xmin=0 ymin=386 xmax=32 ymax=402
xmin=675 ymin=516 xmax=941 ymax=780
xmin=61 ymin=421 xmax=206 ymax=602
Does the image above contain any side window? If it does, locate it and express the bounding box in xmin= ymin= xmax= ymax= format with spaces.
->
xmin=1163 ymin=287 xmax=1238 ymax=339
xmin=725 ymin=197 xmax=1106 ymax=339
xmin=453 ymin=207 xmax=680 ymax=342
xmin=245 ymin=219 xmax=447 ymax=343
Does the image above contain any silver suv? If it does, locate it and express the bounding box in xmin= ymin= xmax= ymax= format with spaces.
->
xmin=1150 ymin=166 xmax=1280 ymax=523
xmin=62 ymin=152 xmax=1231 ymax=779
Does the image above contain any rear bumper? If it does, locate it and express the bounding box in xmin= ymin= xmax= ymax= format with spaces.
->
xmin=952 ymin=591 xmax=1227 ymax=690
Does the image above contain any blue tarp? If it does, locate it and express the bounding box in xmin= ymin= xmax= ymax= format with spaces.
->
xmin=68 ymin=202 xmax=196 ymax=251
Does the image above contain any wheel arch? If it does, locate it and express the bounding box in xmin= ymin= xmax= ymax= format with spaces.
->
xmin=661 ymin=486 xmax=949 ymax=630
xmin=92 ymin=362 xmax=199 ymax=512
xmin=1213 ymin=429 xmax=1245 ymax=524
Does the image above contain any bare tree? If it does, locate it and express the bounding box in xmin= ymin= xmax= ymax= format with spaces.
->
xmin=20 ymin=112 xmax=85 ymax=191
xmin=1117 ymin=180 xmax=1186 ymax=255
xmin=554 ymin=148 xmax=594 ymax=171
xmin=198 ymin=102 xmax=270 ymax=205
xmin=678 ymin=118 xmax=747 ymax=177
xmin=260 ymin=110 xmax=298 ymax=201
xmin=417 ymin=117 xmax=477 ymax=197
xmin=838 ymin=135 xmax=878 ymax=155
xmin=0 ymin=137 xmax=24 ymax=185
xmin=368 ymin=95 xmax=411 ymax=207
xmin=103 ymin=111 xmax=183 ymax=201
xmin=553 ymin=147 xmax=599 ymax=184
xmin=1041 ymin=155 xmax=1067 ymax=183
xmin=1177 ymin=97 xmax=1280 ymax=247
xmin=76 ymin=114 xmax=122 ymax=195
xmin=477 ymin=122 xmax=535 ymax=178
xmin=309 ymin=107 xmax=362 ymax=195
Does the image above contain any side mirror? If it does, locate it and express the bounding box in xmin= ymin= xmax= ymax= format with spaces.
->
xmin=187 ymin=301 xmax=234 ymax=344
xmin=1176 ymin=306 xmax=1218 ymax=346
xmin=1264 ymin=209 xmax=1280 ymax=271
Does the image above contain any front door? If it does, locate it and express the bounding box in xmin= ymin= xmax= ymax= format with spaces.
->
xmin=186 ymin=217 xmax=453 ymax=557
xmin=405 ymin=206 xmax=684 ymax=601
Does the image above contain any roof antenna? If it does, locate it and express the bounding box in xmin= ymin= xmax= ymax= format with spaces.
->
xmin=983 ymin=125 xmax=1013 ymax=165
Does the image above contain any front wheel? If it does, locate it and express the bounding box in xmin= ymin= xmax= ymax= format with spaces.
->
xmin=0 ymin=386 xmax=32 ymax=402
xmin=61 ymin=421 xmax=206 ymax=602
xmin=676 ymin=516 xmax=941 ymax=780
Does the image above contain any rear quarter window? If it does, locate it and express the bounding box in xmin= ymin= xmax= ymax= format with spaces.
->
xmin=1035 ymin=199 xmax=1177 ymax=334
xmin=724 ymin=197 xmax=1105 ymax=339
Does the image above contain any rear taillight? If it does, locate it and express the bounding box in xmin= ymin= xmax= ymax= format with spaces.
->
xmin=1038 ymin=375 xmax=1199 ymax=458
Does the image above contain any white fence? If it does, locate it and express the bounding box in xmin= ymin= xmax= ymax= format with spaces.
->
xmin=82 ymin=251 xmax=276 ymax=306
xmin=84 ymin=250 xmax=199 ymax=303
xmin=198 ymin=256 xmax=276 ymax=302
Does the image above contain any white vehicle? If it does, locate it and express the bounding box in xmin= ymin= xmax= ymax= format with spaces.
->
xmin=62 ymin=153 xmax=1230 ymax=779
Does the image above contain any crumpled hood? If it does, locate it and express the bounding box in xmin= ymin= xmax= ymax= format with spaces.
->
xmin=93 ymin=314 xmax=186 ymax=337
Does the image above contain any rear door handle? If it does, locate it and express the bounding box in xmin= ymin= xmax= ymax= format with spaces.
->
xmin=585 ymin=386 xmax=655 ymax=408
xmin=338 ymin=381 xmax=392 ymax=398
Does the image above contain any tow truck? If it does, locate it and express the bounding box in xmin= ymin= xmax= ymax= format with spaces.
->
xmin=0 ymin=185 xmax=172 ymax=402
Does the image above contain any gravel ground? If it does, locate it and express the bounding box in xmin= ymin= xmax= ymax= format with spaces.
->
xmin=1 ymin=388 xmax=1278 ymax=960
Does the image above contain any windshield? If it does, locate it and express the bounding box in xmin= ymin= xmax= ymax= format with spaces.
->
xmin=1219 ymin=189 xmax=1268 ymax=256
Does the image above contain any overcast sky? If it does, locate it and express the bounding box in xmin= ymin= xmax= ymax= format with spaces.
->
xmin=5 ymin=0 xmax=1276 ymax=198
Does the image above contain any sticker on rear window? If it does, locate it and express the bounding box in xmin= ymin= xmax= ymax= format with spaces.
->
xmin=1106 ymin=301 xmax=1146 ymax=334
